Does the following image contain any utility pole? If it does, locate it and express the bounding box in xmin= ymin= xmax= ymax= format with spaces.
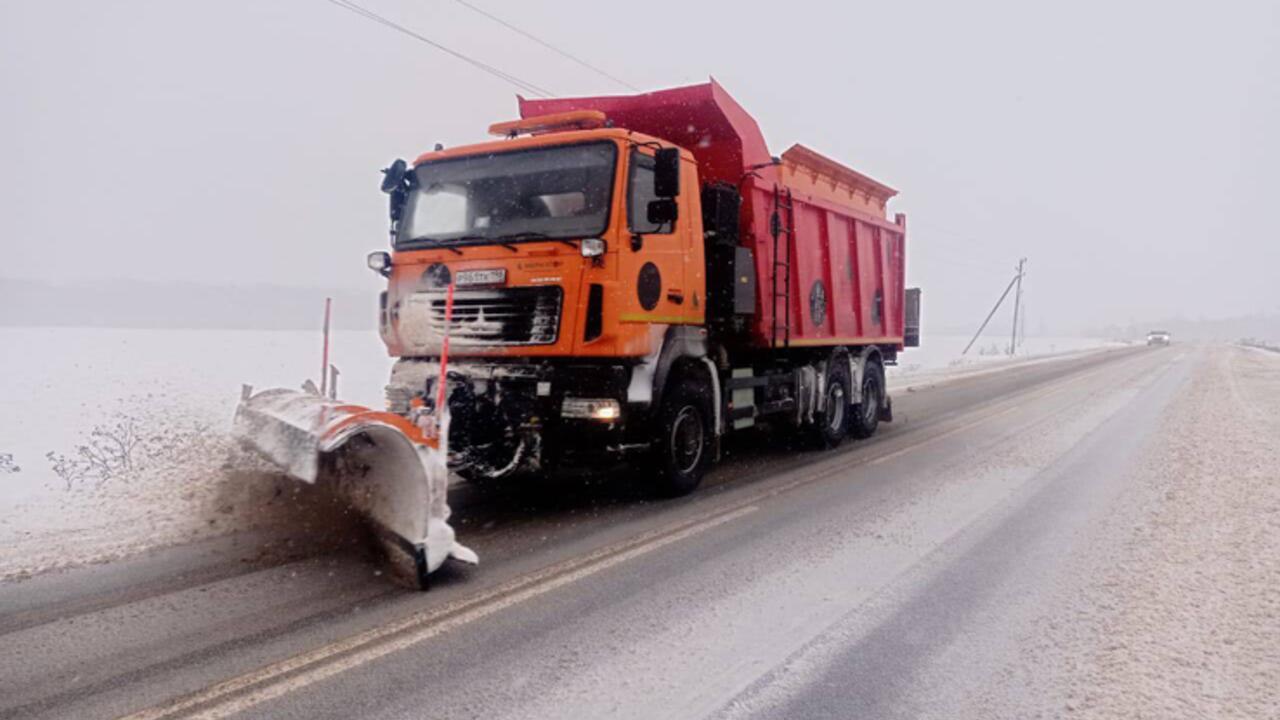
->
xmin=1019 ymin=298 xmax=1028 ymax=350
xmin=1009 ymin=258 xmax=1026 ymax=356
xmin=963 ymin=258 xmax=1029 ymax=356
xmin=963 ymin=272 xmax=1020 ymax=355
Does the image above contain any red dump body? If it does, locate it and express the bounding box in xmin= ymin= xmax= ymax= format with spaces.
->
xmin=521 ymin=80 xmax=906 ymax=351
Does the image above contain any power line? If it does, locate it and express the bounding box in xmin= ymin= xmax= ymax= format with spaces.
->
xmin=453 ymin=0 xmax=640 ymax=91
xmin=322 ymin=0 xmax=555 ymax=97
xmin=327 ymin=0 xmax=553 ymax=96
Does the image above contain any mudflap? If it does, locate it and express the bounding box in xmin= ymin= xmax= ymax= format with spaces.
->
xmin=878 ymin=394 xmax=894 ymax=423
xmin=232 ymin=387 xmax=477 ymax=590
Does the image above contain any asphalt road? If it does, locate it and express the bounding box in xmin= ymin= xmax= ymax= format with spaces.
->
xmin=0 ymin=344 xmax=1193 ymax=720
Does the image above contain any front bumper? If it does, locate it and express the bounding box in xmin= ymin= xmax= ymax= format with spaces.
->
xmin=387 ymin=359 xmax=647 ymax=474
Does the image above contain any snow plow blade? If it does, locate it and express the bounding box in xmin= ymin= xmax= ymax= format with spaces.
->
xmin=232 ymin=387 xmax=476 ymax=589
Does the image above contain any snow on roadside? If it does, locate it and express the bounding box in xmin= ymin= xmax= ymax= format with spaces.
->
xmin=0 ymin=327 xmax=392 ymax=580
xmin=887 ymin=334 xmax=1123 ymax=390
xmin=975 ymin=346 xmax=1280 ymax=718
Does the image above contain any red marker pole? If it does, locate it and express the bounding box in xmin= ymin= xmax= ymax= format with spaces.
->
xmin=434 ymin=283 xmax=455 ymax=427
xmin=320 ymin=297 xmax=332 ymax=397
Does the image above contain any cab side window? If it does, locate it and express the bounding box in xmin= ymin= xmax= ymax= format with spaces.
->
xmin=627 ymin=150 xmax=672 ymax=235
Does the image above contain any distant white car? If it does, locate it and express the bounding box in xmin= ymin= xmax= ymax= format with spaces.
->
xmin=1147 ymin=330 xmax=1172 ymax=346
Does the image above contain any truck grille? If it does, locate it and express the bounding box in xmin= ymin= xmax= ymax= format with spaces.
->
xmin=425 ymin=287 xmax=562 ymax=346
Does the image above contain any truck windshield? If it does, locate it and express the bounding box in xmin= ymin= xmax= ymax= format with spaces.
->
xmin=398 ymin=142 xmax=616 ymax=248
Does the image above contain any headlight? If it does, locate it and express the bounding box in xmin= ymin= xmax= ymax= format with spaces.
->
xmin=367 ymin=251 xmax=392 ymax=276
xmin=561 ymin=397 xmax=621 ymax=421
xmin=580 ymin=238 xmax=606 ymax=258
xmin=421 ymin=263 xmax=451 ymax=289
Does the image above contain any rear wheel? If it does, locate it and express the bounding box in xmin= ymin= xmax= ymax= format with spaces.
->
xmin=651 ymin=376 xmax=713 ymax=496
xmin=850 ymin=359 xmax=883 ymax=439
xmin=808 ymin=358 xmax=851 ymax=449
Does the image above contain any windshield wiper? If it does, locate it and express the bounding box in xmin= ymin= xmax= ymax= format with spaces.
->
xmin=495 ymin=232 xmax=578 ymax=249
xmin=469 ymin=231 xmax=572 ymax=251
xmin=407 ymin=231 xmax=572 ymax=253
xmin=447 ymin=234 xmax=519 ymax=253
xmin=405 ymin=236 xmax=463 ymax=254
xmin=493 ymin=232 xmax=561 ymax=251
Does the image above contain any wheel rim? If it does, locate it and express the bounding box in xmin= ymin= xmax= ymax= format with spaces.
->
xmin=826 ymin=383 xmax=846 ymax=432
xmin=862 ymin=375 xmax=880 ymax=424
xmin=670 ymin=406 xmax=704 ymax=474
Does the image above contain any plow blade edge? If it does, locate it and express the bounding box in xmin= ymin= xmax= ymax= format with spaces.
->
xmin=232 ymin=388 xmax=476 ymax=589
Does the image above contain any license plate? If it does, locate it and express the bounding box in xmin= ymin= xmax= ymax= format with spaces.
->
xmin=454 ymin=268 xmax=506 ymax=287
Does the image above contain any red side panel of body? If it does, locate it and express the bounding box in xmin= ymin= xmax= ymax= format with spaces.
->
xmin=748 ymin=182 xmax=906 ymax=350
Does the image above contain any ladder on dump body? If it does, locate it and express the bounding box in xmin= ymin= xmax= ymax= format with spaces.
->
xmin=770 ymin=185 xmax=795 ymax=348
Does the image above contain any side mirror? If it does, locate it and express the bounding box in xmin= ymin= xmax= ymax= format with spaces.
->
xmin=381 ymin=158 xmax=408 ymax=194
xmin=653 ymin=148 xmax=680 ymax=198
xmin=367 ymin=251 xmax=392 ymax=277
xmin=647 ymin=198 xmax=678 ymax=225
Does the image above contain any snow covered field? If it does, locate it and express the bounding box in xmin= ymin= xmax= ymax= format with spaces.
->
xmin=0 ymin=327 xmax=1113 ymax=578
xmin=0 ymin=327 xmax=394 ymax=577
xmin=0 ymin=327 xmax=391 ymax=501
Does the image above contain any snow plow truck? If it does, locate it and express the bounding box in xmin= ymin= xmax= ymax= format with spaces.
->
xmin=235 ymin=80 xmax=919 ymax=588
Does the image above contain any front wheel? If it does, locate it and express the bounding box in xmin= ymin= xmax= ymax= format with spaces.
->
xmin=849 ymin=360 xmax=884 ymax=439
xmin=651 ymin=377 xmax=713 ymax=496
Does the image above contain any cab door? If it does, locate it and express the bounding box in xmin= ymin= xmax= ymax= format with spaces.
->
xmin=618 ymin=147 xmax=701 ymax=328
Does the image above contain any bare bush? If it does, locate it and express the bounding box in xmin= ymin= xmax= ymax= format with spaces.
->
xmin=45 ymin=416 xmax=143 ymax=489
xmin=0 ymin=453 xmax=19 ymax=474
xmin=43 ymin=412 xmax=237 ymax=491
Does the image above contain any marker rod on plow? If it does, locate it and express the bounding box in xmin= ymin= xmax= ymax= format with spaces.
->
xmin=435 ymin=283 xmax=455 ymax=428
xmin=320 ymin=297 xmax=332 ymax=396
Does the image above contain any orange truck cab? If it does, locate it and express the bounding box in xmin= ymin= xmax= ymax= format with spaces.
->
xmin=369 ymin=81 xmax=918 ymax=493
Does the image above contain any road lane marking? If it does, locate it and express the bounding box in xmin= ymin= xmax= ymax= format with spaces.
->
xmin=119 ymin=504 xmax=758 ymax=720
xmin=867 ymin=405 xmax=1021 ymax=466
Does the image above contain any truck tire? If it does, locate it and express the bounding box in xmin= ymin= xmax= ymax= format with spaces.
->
xmin=652 ymin=376 xmax=713 ymax=496
xmin=808 ymin=359 xmax=851 ymax=449
xmin=849 ymin=359 xmax=883 ymax=439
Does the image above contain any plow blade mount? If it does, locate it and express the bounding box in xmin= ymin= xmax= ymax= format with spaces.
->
xmin=232 ymin=388 xmax=476 ymax=589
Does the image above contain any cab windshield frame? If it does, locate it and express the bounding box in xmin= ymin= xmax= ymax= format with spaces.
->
xmin=395 ymin=140 xmax=618 ymax=250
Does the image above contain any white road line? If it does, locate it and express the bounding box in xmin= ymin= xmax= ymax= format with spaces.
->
xmin=868 ymin=405 xmax=1021 ymax=466
xmin=120 ymin=505 xmax=758 ymax=720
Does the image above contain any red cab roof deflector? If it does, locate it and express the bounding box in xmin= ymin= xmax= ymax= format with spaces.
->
xmin=518 ymin=79 xmax=773 ymax=186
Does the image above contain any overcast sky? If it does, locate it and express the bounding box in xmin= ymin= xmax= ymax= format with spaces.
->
xmin=2 ymin=0 xmax=1277 ymax=333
